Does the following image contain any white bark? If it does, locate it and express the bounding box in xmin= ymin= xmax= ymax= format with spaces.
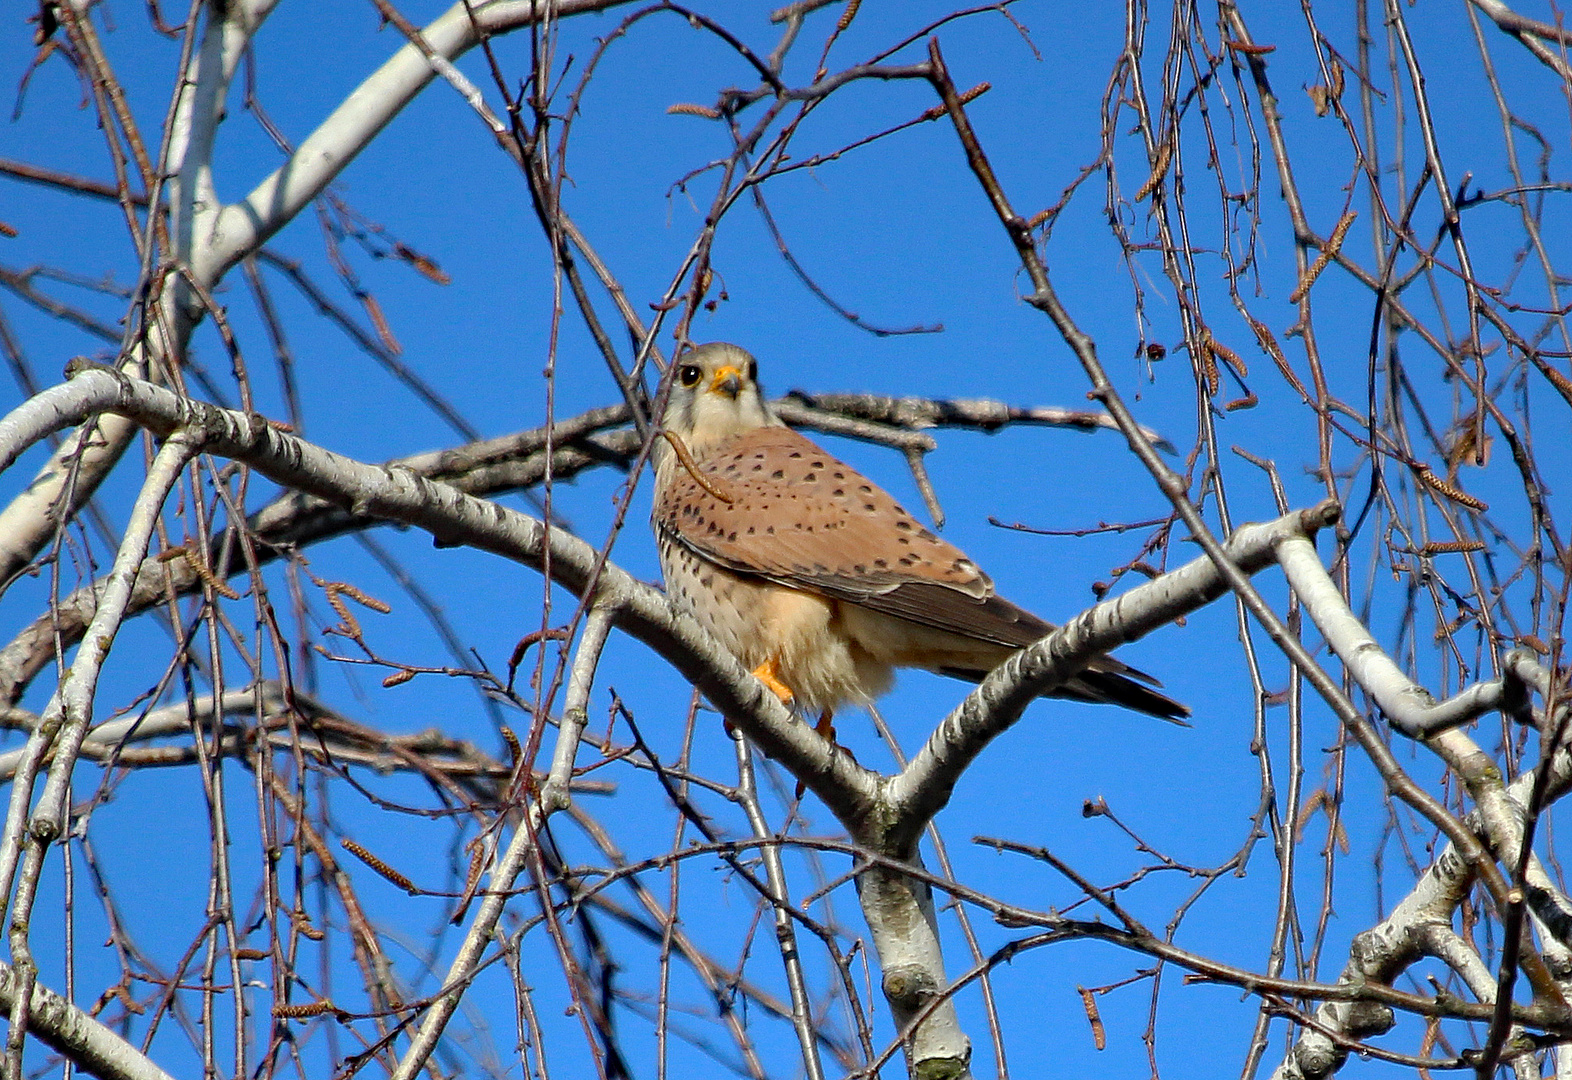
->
xmin=1268 ymin=537 xmax=1572 ymax=1076
xmin=0 ymin=0 xmax=260 ymax=597
xmin=0 ymin=373 xmax=1367 ymax=1079
xmin=0 ymin=431 xmax=201 ymax=1078
xmin=858 ymin=856 xmax=973 ymax=1078
xmin=194 ymin=0 xmax=634 ymax=286
xmin=15 ymin=367 xmax=1562 ymax=1078
xmin=0 ymin=0 xmax=634 ymax=599
xmin=0 ymin=686 xmax=284 ymax=781
xmin=0 ymin=432 xmax=201 ymax=921
xmin=544 ymin=601 xmax=616 ymax=807
xmin=735 ymin=738 xmax=829 ymax=1080
xmin=1275 ymin=534 xmax=1526 ymax=737
xmin=0 ymin=961 xmax=177 ymax=1080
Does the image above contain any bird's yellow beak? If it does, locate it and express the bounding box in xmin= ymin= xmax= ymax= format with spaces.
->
xmin=710 ymin=365 xmax=742 ymax=399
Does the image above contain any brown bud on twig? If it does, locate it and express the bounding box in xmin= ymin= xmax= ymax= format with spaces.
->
xmin=465 ymin=842 xmax=486 ymax=897
xmin=1418 ymin=540 xmax=1486 ymax=556
xmin=361 ymin=293 xmax=401 ymax=355
xmin=1207 ymin=336 xmax=1248 ymax=379
xmin=1543 ymin=364 xmax=1572 ymax=398
xmin=1197 ymin=333 xmax=1220 ymax=396
xmin=155 ymin=545 xmax=241 ymax=599
xmin=917 ymin=82 xmax=991 ymax=123
xmin=393 ymin=242 xmax=451 ymax=285
xmin=180 ymin=547 xmax=242 ymax=599
xmin=331 ymin=582 xmax=391 ymax=613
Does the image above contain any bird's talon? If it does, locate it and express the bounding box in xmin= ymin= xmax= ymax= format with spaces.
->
xmin=751 ymin=659 xmax=795 ymax=707
xmin=795 ymin=710 xmax=841 ymax=800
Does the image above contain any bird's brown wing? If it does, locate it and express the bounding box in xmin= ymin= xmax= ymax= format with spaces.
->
xmin=654 ymin=426 xmax=1188 ymax=721
xmin=655 ymin=427 xmax=1015 ymax=639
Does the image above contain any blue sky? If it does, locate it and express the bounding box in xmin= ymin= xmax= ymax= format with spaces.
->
xmin=3 ymin=2 xmax=1571 ymax=1078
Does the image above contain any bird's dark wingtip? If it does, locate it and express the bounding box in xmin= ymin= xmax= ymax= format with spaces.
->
xmin=1071 ymin=667 xmax=1191 ymax=725
xmin=938 ymin=664 xmax=1191 ymax=724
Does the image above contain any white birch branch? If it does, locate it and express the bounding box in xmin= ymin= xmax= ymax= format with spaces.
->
xmin=0 ymin=390 xmax=1077 ymax=706
xmin=886 ymin=502 xmax=1341 ymax=842
xmin=0 ymin=431 xmax=200 ymax=920
xmin=0 ymin=1 xmax=261 ymax=598
xmin=733 ymin=739 xmax=829 ymax=1080
xmin=1275 ymin=534 xmax=1538 ymax=738
xmin=1466 ymin=0 xmax=1572 ymax=79
xmin=0 ymin=0 xmax=631 ymax=603
xmin=1278 ymin=533 xmax=1572 ymax=942
xmin=192 ymin=0 xmax=635 ymax=286
xmin=0 ymin=368 xmax=885 ymax=824
xmin=0 ymin=430 xmax=200 ymax=1077
xmin=543 ymin=602 xmax=616 ymax=808
xmin=0 ymin=961 xmax=177 ymax=1080
xmin=389 ymin=799 xmax=547 ymax=1080
xmin=1266 ymin=539 xmax=1572 ymax=1077
xmin=857 ymin=851 xmax=974 ymax=1077
xmin=0 ymin=687 xmax=282 ymax=781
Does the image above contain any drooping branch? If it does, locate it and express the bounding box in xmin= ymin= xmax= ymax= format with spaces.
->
xmin=0 ymin=0 xmax=635 ymax=601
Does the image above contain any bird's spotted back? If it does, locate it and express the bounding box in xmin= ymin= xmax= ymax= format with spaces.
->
xmin=654 ymin=426 xmax=991 ymax=599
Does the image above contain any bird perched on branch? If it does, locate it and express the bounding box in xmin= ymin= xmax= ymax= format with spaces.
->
xmin=651 ymin=342 xmax=1188 ymax=736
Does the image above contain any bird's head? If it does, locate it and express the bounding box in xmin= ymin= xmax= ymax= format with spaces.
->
xmin=660 ymin=342 xmax=781 ymax=456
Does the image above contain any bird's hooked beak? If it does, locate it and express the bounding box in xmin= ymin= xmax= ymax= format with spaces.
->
xmin=710 ymin=365 xmax=742 ymax=400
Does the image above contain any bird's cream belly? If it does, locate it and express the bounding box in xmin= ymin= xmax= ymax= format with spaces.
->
xmin=661 ymin=541 xmax=891 ymax=713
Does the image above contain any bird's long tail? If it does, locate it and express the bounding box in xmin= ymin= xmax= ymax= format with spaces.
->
xmin=938 ymin=657 xmax=1191 ymax=725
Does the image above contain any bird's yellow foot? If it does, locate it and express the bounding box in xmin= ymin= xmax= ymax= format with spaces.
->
xmin=751 ymin=658 xmax=795 ymax=706
xmin=726 ymin=660 xmax=794 ymax=739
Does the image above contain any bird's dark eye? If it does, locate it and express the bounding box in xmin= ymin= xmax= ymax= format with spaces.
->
xmin=745 ymin=360 xmax=757 ymax=382
xmin=678 ymin=364 xmax=702 ymax=387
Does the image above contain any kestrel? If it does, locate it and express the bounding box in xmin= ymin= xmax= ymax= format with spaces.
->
xmin=652 ymin=342 xmax=1188 ymax=730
